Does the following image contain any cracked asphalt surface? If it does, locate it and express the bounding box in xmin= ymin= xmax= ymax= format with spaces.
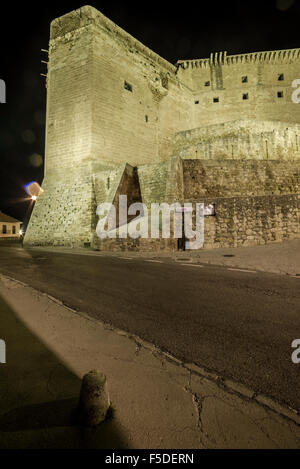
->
xmin=0 ymin=241 xmax=299 ymax=411
xmin=1 ymin=275 xmax=299 ymax=449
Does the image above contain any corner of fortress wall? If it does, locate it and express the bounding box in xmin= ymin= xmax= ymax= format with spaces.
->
xmin=24 ymin=6 xmax=300 ymax=250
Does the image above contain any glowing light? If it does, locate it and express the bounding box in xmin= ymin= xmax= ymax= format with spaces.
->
xmin=29 ymin=153 xmax=43 ymax=168
xmin=24 ymin=181 xmax=43 ymax=199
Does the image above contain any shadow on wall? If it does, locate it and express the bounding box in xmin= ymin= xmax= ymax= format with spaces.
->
xmin=0 ymin=295 xmax=130 ymax=449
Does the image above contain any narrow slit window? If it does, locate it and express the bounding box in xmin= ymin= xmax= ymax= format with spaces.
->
xmin=124 ymin=81 xmax=133 ymax=92
xmin=161 ymin=75 xmax=169 ymax=90
xmin=145 ymin=115 xmax=148 ymax=122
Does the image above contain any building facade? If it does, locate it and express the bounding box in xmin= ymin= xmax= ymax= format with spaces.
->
xmin=0 ymin=212 xmax=21 ymax=238
xmin=24 ymin=6 xmax=300 ymax=250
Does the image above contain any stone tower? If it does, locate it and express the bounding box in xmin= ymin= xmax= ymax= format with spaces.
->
xmin=25 ymin=5 xmax=193 ymax=247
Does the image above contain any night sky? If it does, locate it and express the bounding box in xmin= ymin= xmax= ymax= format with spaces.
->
xmin=0 ymin=0 xmax=300 ymax=223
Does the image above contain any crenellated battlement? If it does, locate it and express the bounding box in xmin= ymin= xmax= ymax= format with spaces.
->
xmin=177 ymin=48 xmax=300 ymax=70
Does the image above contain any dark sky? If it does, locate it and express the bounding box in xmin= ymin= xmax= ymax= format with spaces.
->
xmin=1 ymin=0 xmax=300 ymax=222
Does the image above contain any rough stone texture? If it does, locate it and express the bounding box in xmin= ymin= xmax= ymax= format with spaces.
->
xmin=174 ymin=120 xmax=300 ymax=161
xmin=200 ymin=195 xmax=300 ymax=249
xmin=183 ymin=160 xmax=300 ymax=198
xmin=25 ymin=169 xmax=95 ymax=247
xmin=24 ymin=6 xmax=300 ymax=250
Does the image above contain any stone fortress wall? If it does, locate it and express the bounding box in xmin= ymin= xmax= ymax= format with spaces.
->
xmin=173 ymin=120 xmax=300 ymax=161
xmin=25 ymin=5 xmax=300 ymax=250
xmin=177 ymin=49 xmax=300 ymax=126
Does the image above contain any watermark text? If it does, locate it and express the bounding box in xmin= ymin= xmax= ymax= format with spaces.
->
xmin=0 ymin=79 xmax=6 ymax=104
xmin=292 ymin=339 xmax=300 ymax=364
xmin=96 ymin=197 xmax=206 ymax=250
xmin=0 ymin=339 xmax=6 ymax=364
xmin=292 ymin=79 xmax=300 ymax=104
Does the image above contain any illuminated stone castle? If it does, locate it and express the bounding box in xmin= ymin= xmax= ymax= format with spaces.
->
xmin=25 ymin=5 xmax=300 ymax=250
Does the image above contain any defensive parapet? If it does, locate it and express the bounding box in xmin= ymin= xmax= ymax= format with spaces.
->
xmin=176 ymin=48 xmax=300 ymax=70
xmin=176 ymin=47 xmax=300 ymax=127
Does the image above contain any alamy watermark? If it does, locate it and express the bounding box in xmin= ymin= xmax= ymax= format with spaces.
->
xmin=96 ymin=197 xmax=210 ymax=250
xmin=0 ymin=79 xmax=6 ymax=104
xmin=291 ymin=340 xmax=300 ymax=364
xmin=0 ymin=339 xmax=6 ymax=364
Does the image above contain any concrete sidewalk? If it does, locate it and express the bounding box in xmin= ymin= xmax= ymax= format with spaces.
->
xmin=0 ymin=274 xmax=299 ymax=449
xmin=28 ymin=238 xmax=300 ymax=277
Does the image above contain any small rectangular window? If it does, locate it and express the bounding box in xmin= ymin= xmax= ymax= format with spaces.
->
xmin=2 ymin=225 xmax=6 ymax=234
xmin=194 ymin=100 xmax=199 ymax=104
xmin=145 ymin=115 xmax=149 ymax=122
xmin=278 ymin=74 xmax=284 ymax=81
xmin=242 ymin=76 xmax=248 ymax=83
xmin=243 ymin=93 xmax=249 ymax=100
xmin=124 ymin=81 xmax=133 ymax=92
xmin=277 ymin=91 xmax=284 ymax=98
xmin=213 ymin=97 xmax=219 ymax=103
xmin=12 ymin=226 xmax=16 ymax=234
xmin=205 ymin=81 xmax=210 ymax=87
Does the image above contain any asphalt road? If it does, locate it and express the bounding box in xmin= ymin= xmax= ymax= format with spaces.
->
xmin=0 ymin=241 xmax=300 ymax=410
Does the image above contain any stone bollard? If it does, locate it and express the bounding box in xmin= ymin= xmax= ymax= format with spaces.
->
xmin=77 ymin=370 xmax=110 ymax=426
